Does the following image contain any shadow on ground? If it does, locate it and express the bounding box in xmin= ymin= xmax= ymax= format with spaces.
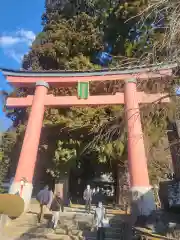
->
xmin=14 ymin=210 xmax=133 ymax=240
xmin=10 ymin=205 xmax=180 ymax=240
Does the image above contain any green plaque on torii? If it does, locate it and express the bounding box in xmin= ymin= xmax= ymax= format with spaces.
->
xmin=77 ymin=82 xmax=89 ymax=99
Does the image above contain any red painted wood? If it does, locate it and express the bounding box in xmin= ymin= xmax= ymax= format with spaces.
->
xmin=6 ymin=69 xmax=172 ymax=87
xmin=6 ymin=93 xmax=170 ymax=107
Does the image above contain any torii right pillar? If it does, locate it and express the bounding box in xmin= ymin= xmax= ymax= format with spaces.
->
xmin=124 ymin=78 xmax=156 ymax=216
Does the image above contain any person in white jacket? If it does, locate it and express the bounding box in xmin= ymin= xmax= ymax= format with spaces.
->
xmin=94 ymin=202 xmax=108 ymax=240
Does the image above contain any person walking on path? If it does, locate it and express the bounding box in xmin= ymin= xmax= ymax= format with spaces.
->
xmin=83 ymin=185 xmax=93 ymax=213
xmin=36 ymin=185 xmax=52 ymax=223
xmin=94 ymin=202 xmax=108 ymax=240
xmin=50 ymin=192 xmax=64 ymax=229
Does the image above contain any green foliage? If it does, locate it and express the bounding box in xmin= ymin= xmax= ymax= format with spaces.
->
xmin=95 ymin=140 xmax=125 ymax=163
xmin=47 ymin=139 xmax=78 ymax=179
xmin=54 ymin=140 xmax=77 ymax=162
xmin=43 ymin=105 xmax=125 ymax=179
xmin=0 ymin=131 xmax=17 ymax=191
xmin=24 ymin=13 xmax=104 ymax=70
xmin=142 ymin=103 xmax=175 ymax=146
xmin=23 ymin=0 xmax=154 ymax=70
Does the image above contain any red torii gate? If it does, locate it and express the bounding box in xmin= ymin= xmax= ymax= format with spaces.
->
xmin=1 ymin=63 xmax=176 ymax=215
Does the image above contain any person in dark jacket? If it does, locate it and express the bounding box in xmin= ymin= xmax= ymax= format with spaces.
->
xmin=36 ymin=185 xmax=52 ymax=223
xmin=94 ymin=187 xmax=104 ymax=206
xmin=50 ymin=192 xmax=64 ymax=229
xmin=83 ymin=185 xmax=93 ymax=213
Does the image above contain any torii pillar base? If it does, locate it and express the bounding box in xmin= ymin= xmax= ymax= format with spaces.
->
xmin=124 ymin=78 xmax=156 ymax=217
xmin=9 ymin=183 xmax=33 ymax=211
xmin=131 ymin=186 xmax=155 ymax=217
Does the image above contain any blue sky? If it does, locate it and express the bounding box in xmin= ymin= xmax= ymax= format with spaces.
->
xmin=0 ymin=0 xmax=44 ymax=132
xmin=0 ymin=0 xmax=44 ymax=69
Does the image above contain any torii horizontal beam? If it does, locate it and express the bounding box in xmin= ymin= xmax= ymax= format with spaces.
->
xmin=6 ymin=92 xmax=170 ymax=107
xmin=1 ymin=64 xmax=175 ymax=87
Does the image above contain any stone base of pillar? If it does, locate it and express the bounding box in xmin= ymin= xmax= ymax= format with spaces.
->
xmin=131 ymin=186 xmax=156 ymax=217
xmin=9 ymin=182 xmax=33 ymax=212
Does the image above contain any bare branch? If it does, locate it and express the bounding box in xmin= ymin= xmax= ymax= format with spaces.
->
xmin=138 ymin=0 xmax=180 ymax=64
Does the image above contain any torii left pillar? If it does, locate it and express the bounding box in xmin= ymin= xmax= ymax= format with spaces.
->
xmin=9 ymin=81 xmax=49 ymax=210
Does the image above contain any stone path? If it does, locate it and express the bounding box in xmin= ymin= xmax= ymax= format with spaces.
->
xmin=1 ymin=203 xmax=131 ymax=240
xmin=1 ymin=203 xmax=44 ymax=239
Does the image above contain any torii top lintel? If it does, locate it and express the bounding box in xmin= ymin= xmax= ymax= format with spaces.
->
xmin=1 ymin=63 xmax=177 ymax=88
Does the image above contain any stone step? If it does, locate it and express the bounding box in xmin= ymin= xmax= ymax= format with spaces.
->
xmin=72 ymin=227 xmax=128 ymax=235
xmin=19 ymin=233 xmax=72 ymax=240
xmin=55 ymin=228 xmax=130 ymax=237
xmin=110 ymin=222 xmax=126 ymax=227
xmin=82 ymin=237 xmax=130 ymax=240
xmin=59 ymin=215 xmax=125 ymax=223
xmin=58 ymin=222 xmax=126 ymax=231
xmin=58 ymin=219 xmax=128 ymax=230
xmin=59 ymin=212 xmax=123 ymax=219
xmin=65 ymin=206 xmax=126 ymax=215
xmin=82 ymin=230 xmax=130 ymax=238
xmin=20 ymin=232 xmax=132 ymax=240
